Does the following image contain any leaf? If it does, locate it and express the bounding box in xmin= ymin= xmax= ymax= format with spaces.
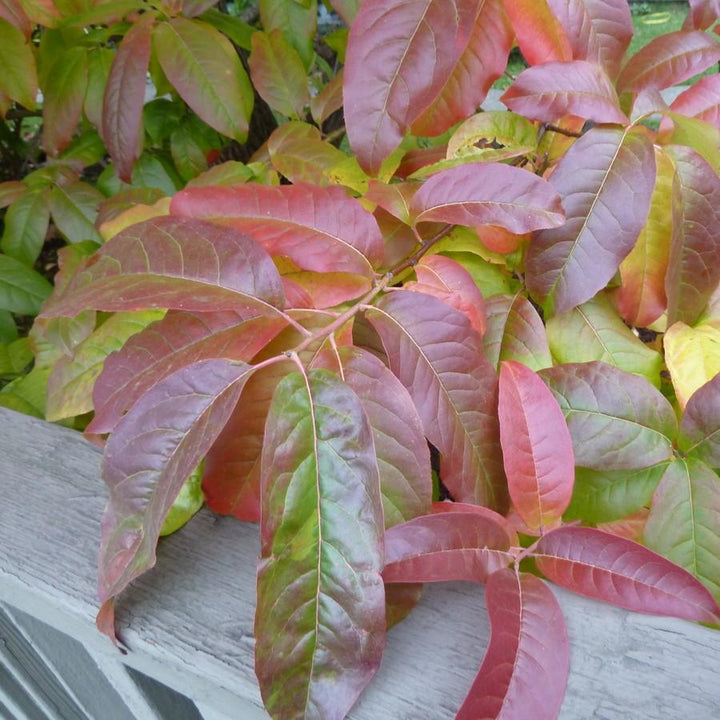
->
xmin=0 ymin=19 xmax=37 ymax=109
xmin=343 ymin=0 xmax=477 ymax=174
xmin=185 ymin=160 xmax=255 ymax=189
xmin=0 ymin=337 xmax=32 ymax=377
xmin=46 ymin=310 xmax=164 ymax=422
xmin=98 ymin=359 xmax=255 ymax=605
xmin=259 ymin=0 xmax=317 ymax=68
xmin=535 ymin=525 xmax=720 ymax=622
xmin=483 ymin=294 xmax=552 ymax=372
xmin=49 ymin=181 xmax=104 ymax=244
xmin=41 ymin=216 xmax=285 ymax=318
xmin=617 ymin=30 xmax=720 ymax=93
xmin=249 ymin=29 xmax=309 ymax=119
xmin=499 ymin=361 xmax=574 ymax=531
xmin=159 ymin=461 xmax=204 ymax=536
xmin=502 ymin=60 xmax=627 ymax=124
xmin=42 ymin=46 xmax=88 ymax=156
xmin=0 ymin=181 xmax=26 ymax=210
xmin=526 ymin=127 xmax=656 ymax=315
xmin=87 ymin=311 xmax=285 ymax=434
xmin=546 ymin=0 xmax=633 ymax=79
xmin=661 ymin=111 xmax=720 ymax=172
xmin=441 ymin=251 xmax=519 ymax=298
xmin=411 ymin=0 xmax=513 ymax=137
xmin=365 ymin=290 xmax=507 ymax=510
xmin=1 ymin=189 xmax=50 ymax=266
xmin=256 ymin=368 xmax=385 ymax=720
xmin=171 ymin=183 xmax=384 ymax=276
xmin=327 ymin=0 xmax=358 ymax=24
xmin=644 ymin=457 xmax=720 ymax=599
xmin=98 ymin=197 xmax=170 ymax=242
xmin=539 ymin=362 xmax=678 ymax=470
xmin=664 ymin=322 xmax=720 ymax=410
xmin=0 ymin=254 xmax=53 ymax=315
xmin=680 ymin=373 xmax=720 ymax=466
xmin=546 ymin=292 xmax=663 ymax=387
xmin=382 ymin=512 xmax=513 ymax=583
xmin=665 ymin=145 xmax=720 ymax=326
xmin=0 ymin=0 xmax=31 ymax=37
xmin=616 ymin=146 xmax=675 ymax=328
xmin=456 ymin=569 xmax=569 ymax=720
xmin=564 ymin=464 xmax=668 ymax=525
xmin=502 ymin=0 xmax=572 ymax=65
xmin=409 ymin=163 xmax=565 ymax=233
xmin=199 ymin=8 xmax=254 ymax=51
xmin=153 ymin=18 xmax=253 ymax=142
xmin=101 ymin=16 xmax=153 ymax=182
xmin=666 ymin=74 xmax=720 ymax=129
xmin=310 ymin=71 xmax=344 ymax=126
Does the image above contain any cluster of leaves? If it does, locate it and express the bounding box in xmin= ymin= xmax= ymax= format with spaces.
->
xmin=4 ymin=0 xmax=720 ymax=717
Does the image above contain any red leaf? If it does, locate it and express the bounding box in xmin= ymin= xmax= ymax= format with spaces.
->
xmin=617 ymin=31 xmax=720 ymax=93
xmin=365 ymin=290 xmax=507 ymax=510
xmin=410 ymin=163 xmax=565 ymax=233
xmin=526 ymin=127 xmax=655 ymax=315
xmin=343 ymin=0 xmax=477 ymax=174
xmin=102 ymin=15 xmax=153 ymax=182
xmin=503 ymin=0 xmax=573 ymax=66
xmin=456 ymin=569 xmax=569 ymax=720
xmin=686 ymin=0 xmax=720 ymax=30
xmin=171 ymin=183 xmax=384 ymax=275
xmin=501 ymin=60 xmax=627 ymax=125
xmin=680 ymin=373 xmax=720 ymax=466
xmin=431 ymin=500 xmax=518 ymax=546
xmin=280 ymin=271 xmax=371 ymax=309
xmin=382 ymin=512 xmax=514 ymax=583
xmin=666 ymin=73 xmax=720 ymax=129
xmin=499 ymin=361 xmax=574 ymax=532
xmin=41 ymin=217 xmax=285 ymax=318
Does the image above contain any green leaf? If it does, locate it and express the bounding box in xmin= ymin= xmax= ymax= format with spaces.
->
xmin=159 ymin=461 xmax=204 ymax=536
xmin=170 ymin=123 xmax=208 ymax=182
xmin=0 ymin=310 xmax=18 ymax=342
xmin=84 ymin=48 xmax=114 ymax=130
xmin=143 ymin=98 xmax=185 ymax=146
xmin=0 ymin=337 xmax=33 ymax=378
xmin=256 ymin=368 xmax=385 ymax=719
xmin=0 ymin=366 xmax=51 ymax=418
xmin=259 ymin=0 xmax=317 ymax=68
xmin=132 ymin=153 xmax=183 ymax=195
xmin=447 ymin=111 xmax=538 ymax=163
xmin=0 ymin=18 xmax=37 ymax=109
xmin=49 ymin=181 xmax=104 ymax=244
xmin=439 ymin=251 xmax=518 ymax=298
xmin=1 ymin=189 xmax=51 ymax=266
xmin=200 ymin=8 xmax=254 ymax=51
xmin=0 ymin=254 xmax=53 ymax=315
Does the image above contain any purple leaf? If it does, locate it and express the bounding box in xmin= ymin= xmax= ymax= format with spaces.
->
xmin=680 ymin=373 xmax=720 ymax=466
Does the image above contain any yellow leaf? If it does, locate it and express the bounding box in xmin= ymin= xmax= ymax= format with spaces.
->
xmin=665 ymin=322 xmax=720 ymax=408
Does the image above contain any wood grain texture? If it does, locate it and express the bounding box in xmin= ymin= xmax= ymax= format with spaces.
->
xmin=1 ymin=407 xmax=719 ymax=719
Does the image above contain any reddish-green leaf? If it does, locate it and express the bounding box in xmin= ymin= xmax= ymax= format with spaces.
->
xmin=1 ymin=188 xmax=50 ymax=266
xmin=665 ymin=145 xmax=720 ymax=327
xmin=256 ymin=368 xmax=385 ymax=720
xmin=617 ymin=31 xmax=720 ymax=93
xmin=102 ymin=15 xmax=153 ymax=181
xmin=644 ymin=457 xmax=720 ymax=599
xmin=171 ymin=183 xmax=384 ymax=276
xmin=249 ymin=29 xmax=309 ymax=119
xmin=365 ymin=290 xmax=507 ymax=510
xmin=456 ymin=569 xmax=569 ymax=720
xmin=483 ymin=294 xmax=552 ymax=372
xmin=153 ymin=18 xmax=253 ymax=142
xmin=410 ymin=163 xmax=565 ymax=233
xmin=502 ymin=0 xmax=572 ymax=66
xmin=88 ymin=311 xmax=286 ymax=434
xmin=526 ymin=127 xmax=655 ymax=315
xmin=343 ymin=0 xmax=477 ymax=174
xmin=98 ymin=358 xmax=254 ymax=606
xmin=0 ymin=18 xmax=37 ymax=109
xmin=0 ymin=181 xmax=26 ymax=210
xmin=667 ymin=74 xmax=720 ymax=128
xmin=49 ymin=181 xmax=103 ymax=244
xmin=499 ymin=361 xmax=574 ymax=531
xmin=41 ymin=217 xmax=285 ymax=318
xmin=680 ymin=373 xmax=720 ymax=466
xmin=0 ymin=0 xmax=31 ymax=37
xmin=310 ymin=71 xmax=344 ymax=126
xmin=540 ymin=362 xmax=677 ymax=470
xmin=382 ymin=512 xmax=513 ymax=583
xmin=535 ymin=526 xmax=720 ymax=622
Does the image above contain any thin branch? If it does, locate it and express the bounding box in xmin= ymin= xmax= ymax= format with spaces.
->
xmin=544 ymin=123 xmax=583 ymax=138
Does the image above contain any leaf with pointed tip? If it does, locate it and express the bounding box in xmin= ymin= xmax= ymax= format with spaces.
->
xmin=0 ymin=19 xmax=37 ymax=109
xmin=365 ymin=290 xmax=507 ymax=510
xmin=644 ymin=457 xmax=720 ymax=599
xmin=502 ymin=60 xmax=627 ymax=124
xmin=0 ymin=254 xmax=52 ymax=315
xmin=310 ymin=71 xmax=344 ymax=126
xmin=41 ymin=217 xmax=285 ymax=319
xmin=483 ymin=294 xmax=552 ymax=372
xmin=431 ymin=500 xmax=518 ymax=544
xmin=1 ymin=189 xmax=50 ymax=266
xmin=546 ymin=0 xmax=633 ymax=79
xmin=665 ymin=145 xmax=720 ymax=327
xmin=662 ymin=111 xmax=720 ymax=171
xmin=49 ymin=181 xmax=103 ymax=244
xmin=546 ymin=293 xmax=663 ymax=387
xmin=382 ymin=512 xmax=513 ymax=583
xmin=680 ymin=373 xmax=720 ymax=466
xmin=456 ymin=569 xmax=569 ymax=720
xmin=83 ymin=48 xmax=112 ymax=131
xmin=616 ymin=147 xmax=674 ymax=328
xmin=171 ymin=183 xmax=384 ymax=276
xmin=259 ymin=0 xmax=317 ymax=69
xmin=88 ymin=311 xmax=286 ymax=435
xmin=411 ymin=0 xmax=513 ymax=137
xmin=499 ymin=361 xmax=574 ymax=532
xmin=564 ymin=464 xmax=668 ymax=525
xmin=256 ymin=368 xmax=385 ymax=720
xmin=410 ymin=163 xmax=564 ymax=233
xmin=535 ymin=525 xmax=720 ymax=622
xmin=0 ymin=0 xmax=31 ymax=37
xmin=667 ymin=74 xmax=720 ymax=129
xmin=617 ymin=31 xmax=720 ymax=93
xmin=540 ymin=362 xmax=677 ymax=470
xmin=664 ymin=322 xmax=720 ymax=410
xmin=249 ymin=29 xmax=309 ymax=119
xmin=502 ymin=0 xmax=572 ymax=66
xmin=526 ymin=127 xmax=655 ymax=315
xmin=0 ymin=181 xmax=25 ymax=210
xmin=343 ymin=0 xmax=477 ymax=174
xmin=153 ymin=18 xmax=253 ymax=142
